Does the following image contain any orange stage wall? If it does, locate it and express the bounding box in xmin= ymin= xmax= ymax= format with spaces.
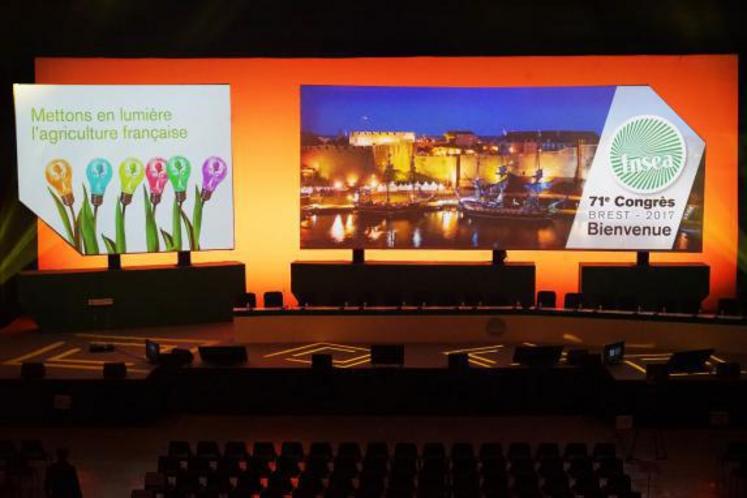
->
xmin=35 ymin=56 xmax=738 ymax=309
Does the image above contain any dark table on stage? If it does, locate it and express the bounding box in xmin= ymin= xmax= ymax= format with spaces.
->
xmin=579 ymin=262 xmax=709 ymax=312
xmin=291 ymin=260 xmax=536 ymax=307
xmin=18 ymin=262 xmax=245 ymax=331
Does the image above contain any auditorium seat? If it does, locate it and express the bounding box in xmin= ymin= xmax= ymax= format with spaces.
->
xmin=263 ymin=291 xmax=284 ymax=308
xmin=168 ymin=440 xmax=192 ymax=459
xmin=135 ymin=440 xmax=639 ymax=498
xmin=224 ymin=440 xmax=248 ymax=460
xmin=563 ymin=442 xmax=588 ymax=460
xmin=536 ymin=290 xmax=556 ymax=309
xmin=196 ymin=440 xmax=221 ymax=459
xmin=20 ymin=439 xmax=46 ymax=461
xmin=718 ymin=297 xmax=742 ymax=316
xmin=563 ymin=292 xmax=583 ymax=310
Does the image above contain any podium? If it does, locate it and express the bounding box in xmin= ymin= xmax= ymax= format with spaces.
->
xmin=291 ymin=260 xmax=536 ymax=307
xmin=579 ymin=262 xmax=709 ymax=312
xmin=18 ymin=262 xmax=245 ymax=332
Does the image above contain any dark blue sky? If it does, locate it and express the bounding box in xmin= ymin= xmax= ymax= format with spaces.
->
xmin=301 ymin=85 xmax=615 ymax=136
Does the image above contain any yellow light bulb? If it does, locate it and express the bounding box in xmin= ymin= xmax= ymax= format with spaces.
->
xmin=118 ymin=158 xmax=145 ymax=205
xmin=45 ymin=159 xmax=74 ymax=206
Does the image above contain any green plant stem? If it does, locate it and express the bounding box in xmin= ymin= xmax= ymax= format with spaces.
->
xmin=68 ymin=205 xmax=80 ymax=250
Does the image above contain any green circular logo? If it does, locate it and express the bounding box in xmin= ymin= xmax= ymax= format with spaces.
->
xmin=609 ymin=115 xmax=687 ymax=194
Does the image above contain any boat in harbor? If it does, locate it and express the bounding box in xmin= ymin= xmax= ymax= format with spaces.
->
xmin=457 ymin=159 xmax=557 ymax=224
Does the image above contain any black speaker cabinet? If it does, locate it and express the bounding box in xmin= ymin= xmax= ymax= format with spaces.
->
xmin=448 ymin=353 xmax=470 ymax=370
xmin=716 ymin=362 xmax=741 ymax=380
xmin=312 ymin=353 xmax=333 ymax=370
xmin=20 ymin=362 xmax=46 ymax=380
xmin=198 ymin=346 xmax=248 ymax=366
xmin=371 ymin=344 xmax=405 ymax=366
xmin=646 ymin=364 xmax=670 ymax=383
xmin=103 ymin=362 xmax=127 ymax=379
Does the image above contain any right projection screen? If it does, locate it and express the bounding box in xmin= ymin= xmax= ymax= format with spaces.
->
xmin=300 ymin=85 xmax=704 ymax=251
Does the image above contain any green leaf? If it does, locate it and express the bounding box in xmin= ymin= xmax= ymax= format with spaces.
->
xmin=73 ymin=209 xmax=83 ymax=252
xmin=48 ymin=187 xmax=74 ymax=245
xmin=180 ymin=208 xmax=196 ymax=251
xmin=101 ymin=235 xmax=117 ymax=254
xmin=171 ymin=199 xmax=182 ymax=251
xmin=160 ymin=229 xmax=175 ymax=251
xmin=192 ymin=185 xmax=204 ymax=250
xmin=143 ymin=186 xmax=159 ymax=252
xmin=115 ymin=200 xmax=126 ymax=253
xmin=79 ymin=184 xmax=99 ymax=255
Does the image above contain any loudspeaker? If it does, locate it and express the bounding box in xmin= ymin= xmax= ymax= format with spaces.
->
xmin=103 ymin=362 xmax=127 ymax=379
xmin=198 ymin=346 xmax=248 ymax=366
xmin=159 ymin=348 xmax=194 ymax=368
xmin=716 ymin=362 xmax=741 ymax=380
xmin=448 ymin=353 xmax=470 ymax=370
xmin=667 ymin=349 xmax=714 ymax=373
xmin=565 ymin=349 xmax=588 ymax=366
xmin=513 ymin=346 xmax=563 ymax=367
xmin=312 ymin=353 xmax=333 ymax=370
xmin=371 ymin=344 xmax=404 ymax=366
xmin=20 ymin=362 xmax=46 ymax=379
xmin=646 ymin=363 xmax=670 ymax=383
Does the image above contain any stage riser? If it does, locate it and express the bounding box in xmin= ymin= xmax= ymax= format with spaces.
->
xmin=236 ymin=313 xmax=747 ymax=353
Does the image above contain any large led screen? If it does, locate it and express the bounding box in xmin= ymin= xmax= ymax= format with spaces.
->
xmin=14 ymin=84 xmax=233 ymax=255
xmin=300 ymin=85 xmax=704 ymax=250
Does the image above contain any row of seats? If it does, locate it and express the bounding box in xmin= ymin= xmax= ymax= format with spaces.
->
xmin=0 ymin=440 xmax=49 ymax=498
xmin=722 ymin=442 xmax=747 ymax=497
xmin=237 ymin=290 xmax=742 ymax=316
xmin=132 ymin=441 xmax=641 ymax=498
xmin=0 ymin=440 xmax=48 ymax=464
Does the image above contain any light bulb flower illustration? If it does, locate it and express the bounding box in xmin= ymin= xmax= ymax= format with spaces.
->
xmin=166 ymin=156 xmax=192 ymax=203
xmin=45 ymin=159 xmax=74 ymax=206
xmin=200 ymin=156 xmax=228 ymax=201
xmin=145 ymin=157 xmax=169 ymax=205
xmin=85 ymin=158 xmax=113 ymax=207
xmin=118 ymin=158 xmax=145 ymax=206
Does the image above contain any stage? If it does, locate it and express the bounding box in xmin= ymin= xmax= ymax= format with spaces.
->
xmin=3 ymin=309 xmax=747 ymax=379
xmin=1 ymin=309 xmax=746 ymax=426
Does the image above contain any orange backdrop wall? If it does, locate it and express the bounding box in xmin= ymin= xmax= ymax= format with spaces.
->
xmin=35 ymin=56 xmax=738 ymax=308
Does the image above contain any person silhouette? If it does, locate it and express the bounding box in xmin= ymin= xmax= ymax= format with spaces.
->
xmin=44 ymin=448 xmax=82 ymax=498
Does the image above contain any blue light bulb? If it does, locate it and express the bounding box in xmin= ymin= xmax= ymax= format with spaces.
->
xmin=86 ymin=158 xmax=113 ymax=206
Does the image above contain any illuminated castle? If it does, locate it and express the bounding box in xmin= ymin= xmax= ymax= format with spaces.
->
xmin=348 ymin=131 xmax=415 ymax=146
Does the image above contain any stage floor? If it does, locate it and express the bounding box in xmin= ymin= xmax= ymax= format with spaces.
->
xmin=2 ymin=317 xmax=745 ymax=382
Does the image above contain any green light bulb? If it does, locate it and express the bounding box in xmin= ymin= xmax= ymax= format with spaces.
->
xmin=166 ymin=156 xmax=192 ymax=202
xmin=118 ymin=158 xmax=145 ymax=205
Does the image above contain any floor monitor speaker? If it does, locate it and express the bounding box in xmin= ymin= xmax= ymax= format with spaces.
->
xmin=198 ymin=346 xmax=248 ymax=366
xmin=371 ymin=344 xmax=404 ymax=366
xmin=312 ymin=353 xmax=333 ymax=370
xmin=103 ymin=362 xmax=127 ymax=379
xmin=21 ymin=362 xmax=46 ymax=380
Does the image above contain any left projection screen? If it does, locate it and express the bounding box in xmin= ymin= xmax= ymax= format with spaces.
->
xmin=13 ymin=84 xmax=234 ymax=255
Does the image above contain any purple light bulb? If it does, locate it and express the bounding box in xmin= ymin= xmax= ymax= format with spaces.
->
xmin=201 ymin=156 xmax=228 ymax=201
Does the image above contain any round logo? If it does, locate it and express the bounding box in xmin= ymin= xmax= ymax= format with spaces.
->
xmin=609 ymin=115 xmax=687 ymax=194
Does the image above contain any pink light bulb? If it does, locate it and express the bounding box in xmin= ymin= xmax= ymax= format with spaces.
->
xmin=146 ymin=157 xmax=169 ymax=205
xmin=201 ymin=156 xmax=228 ymax=200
